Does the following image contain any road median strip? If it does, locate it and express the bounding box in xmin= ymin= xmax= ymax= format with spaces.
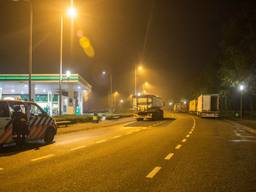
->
xmin=146 ymin=166 xmax=162 ymax=179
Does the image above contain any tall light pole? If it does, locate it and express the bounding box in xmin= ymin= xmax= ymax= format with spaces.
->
xmin=134 ymin=65 xmax=143 ymax=96
xmin=59 ymin=15 xmax=63 ymax=116
xmin=13 ymin=0 xmax=33 ymax=101
xmin=59 ymin=6 xmax=77 ymax=115
xmin=102 ymin=71 xmax=113 ymax=112
xmin=239 ymin=84 xmax=245 ymax=120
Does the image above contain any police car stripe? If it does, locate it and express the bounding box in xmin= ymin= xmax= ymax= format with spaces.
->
xmin=1 ymin=128 xmax=12 ymax=144
xmin=0 ymin=122 xmax=12 ymax=144
xmin=0 ymin=132 xmax=7 ymax=144
xmin=3 ymin=129 xmax=12 ymax=144
xmin=37 ymin=125 xmax=47 ymax=138
xmin=34 ymin=117 xmax=47 ymax=138
xmin=4 ymin=120 xmax=12 ymax=130
xmin=30 ymin=117 xmax=38 ymax=127
xmin=45 ymin=117 xmax=52 ymax=126
xmin=41 ymin=117 xmax=48 ymax=126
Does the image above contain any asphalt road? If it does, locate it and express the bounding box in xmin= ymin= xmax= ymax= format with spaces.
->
xmin=0 ymin=114 xmax=256 ymax=192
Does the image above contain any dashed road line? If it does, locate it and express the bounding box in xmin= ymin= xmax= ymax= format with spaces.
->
xmin=186 ymin=134 xmax=190 ymax=138
xmin=70 ymin=145 xmax=86 ymax=151
xmin=189 ymin=131 xmax=193 ymax=134
xmin=192 ymin=117 xmax=196 ymax=128
xmin=112 ymin=135 xmax=122 ymax=139
xmin=164 ymin=153 xmax=174 ymax=160
xmin=0 ymin=168 xmax=3 ymax=171
xmin=182 ymin=138 xmax=187 ymax=143
xmin=31 ymin=154 xmax=55 ymax=162
xmin=175 ymin=144 xmax=182 ymax=150
xmin=146 ymin=166 xmax=162 ymax=179
xmin=96 ymin=139 xmax=107 ymax=144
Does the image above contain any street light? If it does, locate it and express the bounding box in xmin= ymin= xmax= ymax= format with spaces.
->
xmin=120 ymin=99 xmax=124 ymax=104
xmin=59 ymin=6 xmax=78 ymax=115
xmin=238 ymin=83 xmax=245 ymax=120
xmin=12 ymin=0 xmax=33 ymax=101
xmin=66 ymin=70 xmax=71 ymax=78
xmin=102 ymin=70 xmax=113 ymax=112
xmin=67 ymin=7 xmax=78 ymax=19
xmin=169 ymin=102 xmax=173 ymax=106
xmin=134 ymin=65 xmax=143 ymax=96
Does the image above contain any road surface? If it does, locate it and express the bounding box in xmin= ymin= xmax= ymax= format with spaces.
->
xmin=0 ymin=114 xmax=256 ymax=192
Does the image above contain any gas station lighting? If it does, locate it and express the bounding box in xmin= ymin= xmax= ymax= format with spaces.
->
xmin=66 ymin=70 xmax=71 ymax=78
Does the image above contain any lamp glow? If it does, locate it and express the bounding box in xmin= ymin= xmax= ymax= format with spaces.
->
xmin=67 ymin=7 xmax=77 ymax=18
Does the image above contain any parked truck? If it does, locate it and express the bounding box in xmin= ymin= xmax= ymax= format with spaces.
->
xmin=133 ymin=95 xmax=164 ymax=121
xmin=189 ymin=99 xmax=197 ymax=114
xmin=197 ymin=94 xmax=220 ymax=118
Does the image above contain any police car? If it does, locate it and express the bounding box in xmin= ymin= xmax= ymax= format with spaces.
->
xmin=0 ymin=100 xmax=57 ymax=147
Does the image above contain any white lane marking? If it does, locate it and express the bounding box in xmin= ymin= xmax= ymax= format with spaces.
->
xmin=141 ymin=127 xmax=148 ymax=130
xmin=192 ymin=117 xmax=196 ymax=129
xmin=175 ymin=144 xmax=182 ymax=150
xmin=186 ymin=134 xmax=190 ymax=138
xmin=234 ymin=130 xmax=241 ymax=137
xmin=182 ymin=138 xmax=187 ymax=143
xmin=31 ymin=154 xmax=55 ymax=162
xmin=164 ymin=153 xmax=174 ymax=160
xmin=146 ymin=166 xmax=162 ymax=179
xmin=112 ymin=135 xmax=122 ymax=139
xmin=189 ymin=131 xmax=193 ymax=134
xmin=229 ymin=139 xmax=256 ymax=143
xmin=70 ymin=145 xmax=86 ymax=151
xmin=0 ymin=168 xmax=3 ymax=171
xmin=96 ymin=139 xmax=107 ymax=144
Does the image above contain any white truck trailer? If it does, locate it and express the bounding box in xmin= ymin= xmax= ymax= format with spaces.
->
xmin=197 ymin=94 xmax=220 ymax=118
xmin=133 ymin=95 xmax=164 ymax=121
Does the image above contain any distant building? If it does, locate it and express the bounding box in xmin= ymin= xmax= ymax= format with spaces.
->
xmin=0 ymin=74 xmax=92 ymax=116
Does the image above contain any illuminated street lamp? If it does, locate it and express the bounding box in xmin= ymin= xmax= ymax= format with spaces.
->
xmin=120 ymin=99 xmax=124 ymax=104
xmin=238 ymin=83 xmax=245 ymax=120
xmin=12 ymin=0 xmax=33 ymax=101
xmin=169 ymin=102 xmax=173 ymax=106
xmin=59 ymin=6 xmax=78 ymax=115
xmin=102 ymin=70 xmax=113 ymax=112
xmin=67 ymin=7 xmax=78 ymax=18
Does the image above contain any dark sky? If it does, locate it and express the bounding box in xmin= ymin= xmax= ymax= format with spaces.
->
xmin=0 ymin=0 xmax=242 ymax=105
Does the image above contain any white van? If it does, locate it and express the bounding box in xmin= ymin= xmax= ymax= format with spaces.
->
xmin=0 ymin=100 xmax=57 ymax=147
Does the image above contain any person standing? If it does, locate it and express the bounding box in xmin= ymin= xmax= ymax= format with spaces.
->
xmin=12 ymin=106 xmax=28 ymax=146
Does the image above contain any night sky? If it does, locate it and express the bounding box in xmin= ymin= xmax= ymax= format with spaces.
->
xmin=0 ymin=0 xmax=244 ymax=108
